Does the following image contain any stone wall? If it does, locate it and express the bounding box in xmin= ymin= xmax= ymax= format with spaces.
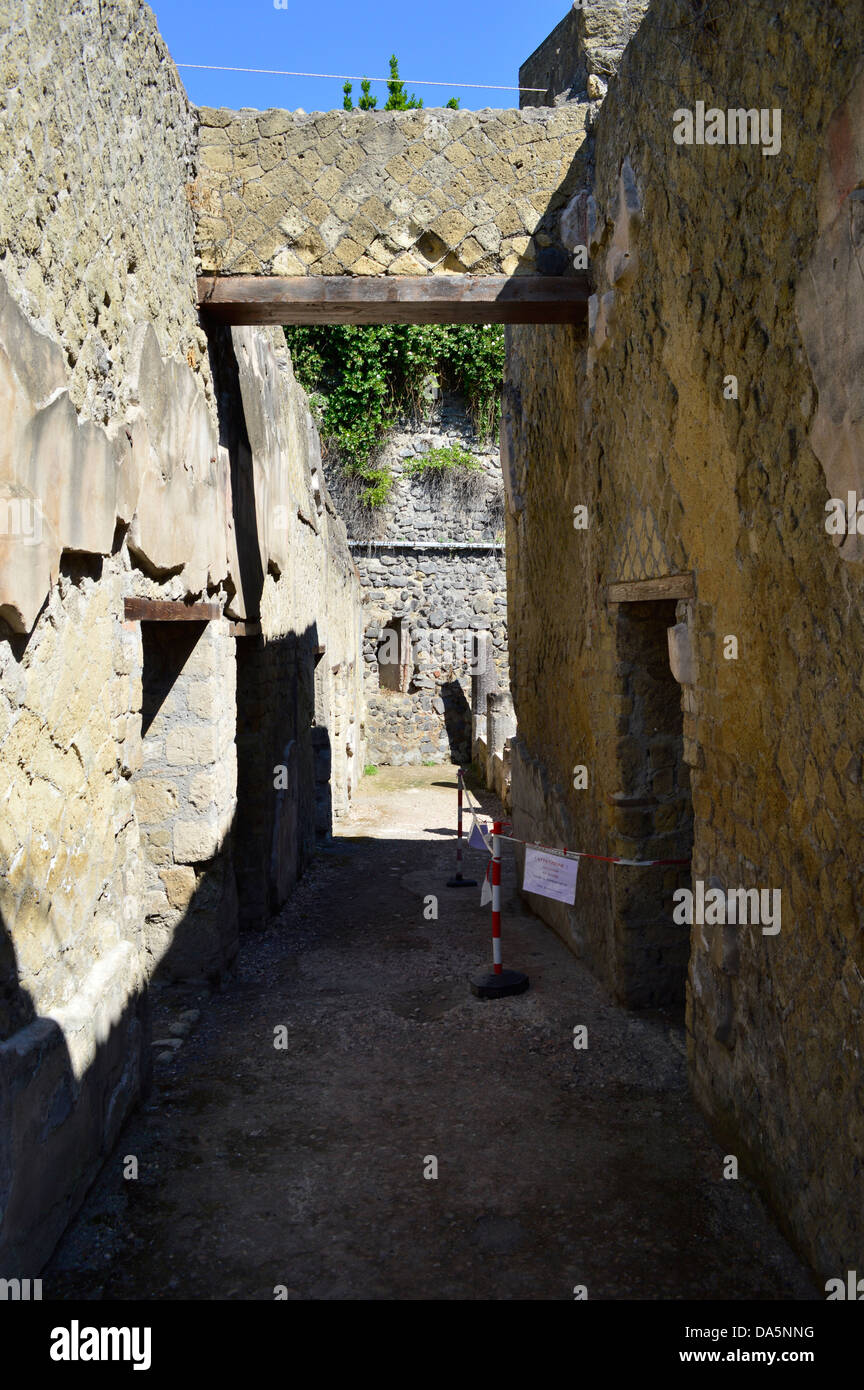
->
xmin=323 ymin=390 xmax=507 ymax=768
xmin=0 ymin=0 xmax=365 ymax=1273
xmin=506 ymin=0 xmax=864 ymax=1279
xmin=355 ymin=542 xmax=507 ymax=767
xmin=520 ymin=0 xmax=650 ymax=106
xmin=325 ymin=393 xmax=504 ymax=545
xmin=194 ymin=104 xmax=589 ymax=277
xmin=133 ymin=617 xmax=238 ymax=982
xmin=229 ymin=327 xmax=364 ymax=928
xmin=0 ymin=0 xmax=215 ymax=1275
xmin=0 ymin=0 xmax=209 ymax=426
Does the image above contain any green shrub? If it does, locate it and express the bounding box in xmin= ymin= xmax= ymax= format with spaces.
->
xmin=403 ymin=443 xmax=481 ymax=478
xmin=284 ymin=323 xmax=504 ymax=507
xmin=343 ymin=56 xmax=458 ymax=112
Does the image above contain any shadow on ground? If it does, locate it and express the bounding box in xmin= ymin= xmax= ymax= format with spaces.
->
xmin=44 ymin=768 xmax=817 ymax=1301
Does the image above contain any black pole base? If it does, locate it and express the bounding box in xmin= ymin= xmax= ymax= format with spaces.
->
xmin=446 ymin=875 xmax=477 ymax=888
xmin=470 ymin=968 xmax=530 ymax=999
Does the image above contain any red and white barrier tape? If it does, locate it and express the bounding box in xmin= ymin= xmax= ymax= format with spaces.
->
xmin=462 ymin=786 xmax=689 ymax=868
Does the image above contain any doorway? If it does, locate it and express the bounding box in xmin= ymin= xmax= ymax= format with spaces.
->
xmin=612 ymin=598 xmax=693 ymax=1009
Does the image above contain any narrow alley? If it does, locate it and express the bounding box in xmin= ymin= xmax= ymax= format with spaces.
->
xmin=45 ymin=769 xmax=815 ymax=1302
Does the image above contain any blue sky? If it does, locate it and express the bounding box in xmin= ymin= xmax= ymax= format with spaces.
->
xmin=150 ymin=0 xmax=570 ymax=113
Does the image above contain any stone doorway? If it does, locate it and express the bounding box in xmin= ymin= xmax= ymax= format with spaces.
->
xmin=611 ymin=599 xmax=693 ymax=1009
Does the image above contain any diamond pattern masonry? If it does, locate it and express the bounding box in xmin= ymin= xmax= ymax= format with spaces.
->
xmin=194 ymin=105 xmax=590 ymax=276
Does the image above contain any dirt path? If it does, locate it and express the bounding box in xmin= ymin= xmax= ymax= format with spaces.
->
xmin=46 ymin=767 xmax=816 ymax=1300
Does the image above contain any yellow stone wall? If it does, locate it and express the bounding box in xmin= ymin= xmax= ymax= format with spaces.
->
xmin=505 ymin=0 xmax=864 ymax=1279
xmin=0 ymin=0 xmax=367 ymax=1273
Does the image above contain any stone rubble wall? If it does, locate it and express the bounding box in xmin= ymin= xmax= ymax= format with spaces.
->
xmin=194 ymin=104 xmax=590 ymax=277
xmin=0 ymin=0 xmax=209 ymax=425
xmin=322 ymin=393 xmax=508 ymax=768
xmin=506 ymin=0 xmax=864 ymax=1279
xmin=355 ymin=543 xmax=507 ymax=767
xmin=0 ymin=0 xmax=232 ymax=636
xmin=0 ymin=0 xmax=215 ymax=1275
xmin=0 ymin=0 xmax=365 ymax=1274
xmin=325 ymin=394 xmax=504 ymax=546
xmin=520 ymin=0 xmax=650 ymax=106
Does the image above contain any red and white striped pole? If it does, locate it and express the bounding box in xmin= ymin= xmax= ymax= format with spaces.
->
xmin=491 ymin=820 xmax=503 ymax=974
xmin=471 ymin=820 xmax=529 ymax=999
xmin=447 ymin=766 xmax=476 ymax=888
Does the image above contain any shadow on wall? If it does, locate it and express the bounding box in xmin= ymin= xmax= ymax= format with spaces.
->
xmin=0 ymin=779 xmax=278 ymax=1277
xmin=234 ymin=622 xmax=331 ymax=932
xmin=440 ymin=678 xmax=471 ymax=764
xmin=0 ymin=910 xmax=35 ymax=1040
xmin=210 ymin=325 xmax=265 ymax=619
xmin=0 ymin=320 xmax=351 ymax=1270
xmin=0 ymin=905 xmax=149 ymax=1279
xmin=135 ymin=619 xmax=335 ymax=965
xmin=135 ymin=615 xmax=240 ymax=984
xmin=209 ymin=324 xmax=342 ymax=926
xmin=141 ymin=623 xmax=207 ymax=739
xmin=0 ymin=606 xmax=337 ymax=1273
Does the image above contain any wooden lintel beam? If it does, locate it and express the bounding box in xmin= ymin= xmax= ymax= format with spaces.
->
xmin=607 ymin=574 xmax=695 ymax=605
xmin=228 ymin=619 xmax=262 ymax=638
xmin=197 ymin=274 xmax=590 ymax=326
xmin=124 ymin=598 xmax=222 ymax=622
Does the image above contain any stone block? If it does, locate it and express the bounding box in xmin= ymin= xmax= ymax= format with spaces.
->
xmin=165 ymin=725 xmax=220 ymax=767
xmin=173 ymin=818 xmax=223 ymax=865
xmin=159 ymin=864 xmax=197 ymax=911
xmin=133 ymin=777 xmax=179 ymax=823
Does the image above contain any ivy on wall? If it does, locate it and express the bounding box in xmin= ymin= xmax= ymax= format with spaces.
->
xmin=284 ymin=323 xmax=505 ymax=507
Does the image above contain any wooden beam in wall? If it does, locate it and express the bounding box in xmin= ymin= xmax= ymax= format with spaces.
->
xmin=228 ymin=619 xmax=262 ymax=638
xmin=607 ymin=573 xmax=695 ymax=605
xmin=197 ymin=274 xmax=590 ymax=326
xmin=124 ymin=598 xmax=222 ymax=622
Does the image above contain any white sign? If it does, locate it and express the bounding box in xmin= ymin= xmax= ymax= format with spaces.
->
xmin=468 ymin=818 xmax=491 ymax=852
xmin=522 ymin=847 xmax=580 ymax=905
